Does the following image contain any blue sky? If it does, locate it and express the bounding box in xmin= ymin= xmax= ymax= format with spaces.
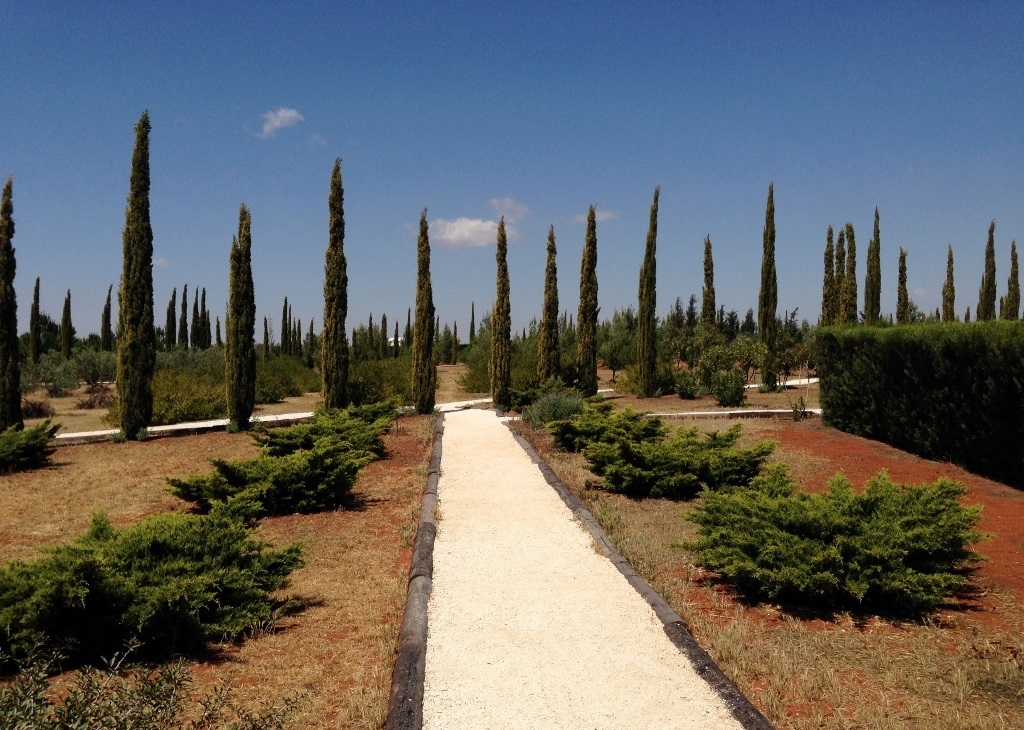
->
xmin=2 ymin=2 xmax=1022 ymax=338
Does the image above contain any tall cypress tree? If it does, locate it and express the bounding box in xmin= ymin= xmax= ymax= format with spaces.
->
xmin=281 ymin=297 xmax=290 ymax=356
xmin=263 ymin=317 xmax=270 ymax=359
xmin=199 ymin=288 xmax=209 ymax=348
xmin=404 ymin=308 xmax=412 ymax=351
xmin=165 ymin=288 xmax=177 ymax=349
xmin=864 ymin=208 xmax=882 ymax=324
xmin=101 ymin=284 xmax=114 ymax=351
xmin=635 ymin=187 xmax=660 ymax=397
xmin=1003 ymin=241 xmax=1020 ymax=321
xmin=226 ymin=204 xmax=256 ymax=429
xmin=842 ymin=222 xmax=858 ymax=324
xmin=942 ymin=245 xmax=956 ymax=322
xmin=977 ymin=220 xmax=997 ymax=321
xmin=393 ymin=321 xmax=400 ymax=358
xmin=490 ymin=218 xmax=512 ymax=409
xmin=190 ymin=294 xmax=200 ymax=349
xmin=322 ymin=158 xmax=350 ymax=408
xmin=896 ymin=247 xmax=909 ymax=324
xmin=701 ymin=235 xmax=716 ymax=329
xmin=758 ymin=184 xmax=778 ymax=389
xmin=380 ymin=312 xmax=389 ymax=359
xmin=215 ymin=317 xmax=222 ymax=347
xmin=469 ymin=302 xmax=476 ymax=343
xmin=29 ymin=277 xmax=40 ymax=364
xmin=537 ymin=225 xmax=560 ymax=382
xmin=178 ymin=283 xmax=189 ymax=349
xmin=412 ymin=209 xmax=436 ymax=414
xmin=0 ymin=176 xmax=21 ymax=429
xmin=116 ymin=111 xmax=156 ymax=439
xmin=834 ymin=228 xmax=847 ymax=325
xmin=60 ymin=290 xmax=73 ymax=359
xmin=821 ymin=226 xmax=835 ymax=326
xmin=576 ymin=205 xmax=599 ymax=396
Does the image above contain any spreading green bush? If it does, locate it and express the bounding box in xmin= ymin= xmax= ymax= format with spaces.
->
xmin=548 ymin=403 xmax=665 ymax=452
xmin=72 ymin=349 xmax=117 ymax=385
xmin=674 ymin=369 xmax=697 ymax=400
xmin=582 ymin=423 xmax=775 ymax=499
xmin=0 ymin=512 xmax=302 ymax=666
xmin=256 ymin=356 xmax=320 ymax=404
xmin=21 ymin=352 xmax=77 ymax=397
xmin=522 ymin=388 xmax=585 ymax=427
xmin=817 ymin=322 xmax=1024 ymax=488
xmin=0 ymin=421 xmax=59 ymax=473
xmin=690 ymin=465 xmax=985 ymax=615
xmin=711 ymin=368 xmax=747 ymax=407
xmin=349 ymin=356 xmax=413 ymax=406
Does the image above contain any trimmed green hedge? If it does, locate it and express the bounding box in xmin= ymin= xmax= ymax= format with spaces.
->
xmin=817 ymin=322 xmax=1024 ymax=487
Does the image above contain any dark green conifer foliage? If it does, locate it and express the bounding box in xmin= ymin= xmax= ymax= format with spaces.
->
xmin=965 ymin=307 xmax=971 ymax=322
xmin=116 ymin=112 xmax=157 ymax=439
xmin=29 ymin=277 xmax=40 ymax=364
xmin=404 ymin=308 xmax=412 ymax=351
xmin=190 ymin=294 xmax=200 ymax=350
xmin=380 ymin=313 xmax=388 ymax=359
xmin=322 ymin=159 xmax=350 ymax=408
xmin=215 ymin=316 xmax=222 ymax=347
xmin=0 ymin=176 xmax=21 ymax=429
xmin=199 ymin=288 xmax=209 ymax=348
xmin=635 ymin=187 xmax=660 ymax=397
xmin=165 ymin=288 xmax=176 ymax=350
xmin=1003 ymin=241 xmax=1020 ymax=321
xmin=226 ymin=204 xmax=256 ymax=429
xmin=412 ymin=210 xmax=436 ymax=414
xmin=101 ymin=284 xmax=114 ymax=351
xmin=701 ymin=235 xmax=716 ymax=329
xmin=977 ymin=220 xmax=997 ymax=321
xmin=864 ymin=208 xmax=882 ymax=324
xmin=538 ymin=225 xmax=560 ymax=382
xmin=490 ymin=218 xmax=512 ymax=409
xmin=60 ymin=290 xmax=73 ymax=359
xmin=821 ymin=226 xmax=835 ymax=326
xmin=834 ymin=228 xmax=847 ymax=325
xmin=469 ymin=302 xmax=476 ymax=343
xmin=178 ymin=284 xmax=189 ymax=349
xmin=281 ymin=297 xmax=290 ymax=356
xmin=942 ymin=245 xmax=956 ymax=322
xmin=758 ymin=184 xmax=778 ymax=389
xmin=842 ymin=222 xmax=858 ymax=324
xmin=576 ymin=206 xmax=599 ymax=396
xmin=263 ymin=317 xmax=269 ymax=359
xmin=393 ymin=321 xmax=400 ymax=358
xmin=896 ymin=248 xmax=909 ymax=324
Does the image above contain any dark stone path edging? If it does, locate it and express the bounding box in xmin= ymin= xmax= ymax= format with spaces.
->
xmin=385 ymin=413 xmax=444 ymax=730
xmin=505 ymin=423 xmax=776 ymax=730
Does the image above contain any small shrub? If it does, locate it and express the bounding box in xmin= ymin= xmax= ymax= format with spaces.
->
xmin=22 ymin=352 xmax=77 ymax=397
xmin=548 ymin=403 xmax=665 ymax=453
xmin=711 ymin=368 xmax=746 ymax=407
xmin=0 ymin=512 xmax=302 ymax=666
xmin=522 ymin=388 xmax=584 ymax=427
xmin=674 ymin=369 xmax=697 ymax=400
xmin=0 ymin=422 xmax=59 ymax=474
xmin=790 ymin=395 xmax=808 ymax=421
xmin=510 ymin=378 xmax=569 ymax=411
xmin=77 ymin=384 xmax=114 ymax=410
xmin=349 ymin=357 xmax=413 ymax=406
xmin=20 ymin=398 xmax=55 ymax=419
xmin=689 ymin=466 xmax=985 ymax=615
xmin=256 ymin=357 xmax=320 ymax=404
xmin=72 ymin=349 xmax=117 ymax=385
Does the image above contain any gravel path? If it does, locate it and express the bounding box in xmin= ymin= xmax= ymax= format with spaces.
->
xmin=422 ymin=409 xmax=745 ymax=729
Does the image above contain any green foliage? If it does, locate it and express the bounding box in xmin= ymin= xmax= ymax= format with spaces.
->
xmin=701 ymin=236 xmax=716 ymax=329
xmin=690 ymin=466 xmax=985 ymax=615
xmin=349 ymin=356 xmax=412 ymax=406
xmin=548 ymin=403 xmax=665 ymax=453
xmin=0 ymin=651 xmax=297 ymax=729
xmin=821 ymin=225 xmax=836 ymax=326
xmin=537 ymin=226 xmax=560 ymax=382
xmin=521 ymin=387 xmax=584 ymax=427
xmin=576 ymin=206 xmax=599 ymax=396
xmin=0 ymin=512 xmax=301 ymax=666
xmin=322 ymin=159 xmax=350 ymax=409
xmin=60 ymin=290 xmax=74 ymax=359
xmin=942 ymin=245 xmax=957 ymax=322
xmin=634 ymin=187 xmax=659 ymax=397
xmin=73 ymin=348 xmax=117 ymax=385
xmin=1003 ymin=240 xmax=1019 ymax=321
xmin=711 ymin=368 xmax=746 ymax=407
xmin=597 ymin=307 xmax=636 ymax=380
xmin=864 ymin=208 xmax=882 ymax=325
xmin=817 ymin=322 xmax=1024 ymax=487
xmin=758 ymin=184 xmax=778 ymax=388
xmin=582 ymin=423 xmax=774 ymax=499
xmin=227 ymin=205 xmax=257 ymax=429
xmin=0 ymin=421 xmax=58 ymax=473
xmin=674 ymin=369 xmax=697 ymax=399
xmin=490 ymin=218 xmax=512 ymax=409
xmin=0 ymin=176 xmax=21 ymax=430
xmin=977 ymin=220 xmax=998 ymax=321
xmin=21 ymin=351 xmax=76 ymax=397
xmin=412 ymin=211 xmax=436 ymax=414
xmin=896 ymin=247 xmax=909 ymax=324
xmin=256 ymin=356 xmax=320 ymax=404
xmin=842 ymin=222 xmax=858 ymax=325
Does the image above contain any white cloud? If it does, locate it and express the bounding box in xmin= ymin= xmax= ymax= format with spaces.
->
xmin=433 ymin=217 xmax=499 ymax=248
xmin=153 ymin=257 xmax=169 ymax=269
xmin=308 ymin=133 xmax=327 ymax=146
xmin=575 ymin=209 xmax=619 ymax=223
xmin=258 ymin=107 xmax=304 ymax=138
xmin=489 ymin=197 xmax=527 ymax=223
xmin=914 ymin=287 xmax=927 ymax=298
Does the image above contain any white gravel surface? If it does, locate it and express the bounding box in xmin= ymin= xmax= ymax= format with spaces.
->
xmin=423 ymin=409 xmax=744 ymax=729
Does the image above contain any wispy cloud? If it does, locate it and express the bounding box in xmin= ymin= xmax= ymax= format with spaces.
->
xmin=575 ymin=209 xmax=619 ymax=223
xmin=258 ymin=107 xmax=304 ymax=138
xmin=153 ymin=256 xmax=169 ymax=269
xmin=490 ymin=197 xmax=527 ymax=223
xmin=307 ymin=133 xmax=327 ymax=146
xmin=433 ymin=198 xmax=527 ymax=248
xmin=914 ymin=287 xmax=927 ymax=298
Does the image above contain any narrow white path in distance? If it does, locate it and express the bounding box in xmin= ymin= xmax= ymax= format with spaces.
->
xmin=423 ymin=409 xmax=743 ymax=730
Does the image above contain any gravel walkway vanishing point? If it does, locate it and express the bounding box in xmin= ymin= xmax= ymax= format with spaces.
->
xmin=422 ymin=408 xmax=745 ymax=729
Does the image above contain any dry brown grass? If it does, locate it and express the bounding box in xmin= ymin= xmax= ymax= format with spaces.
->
xmin=436 ymin=363 xmax=485 ymax=404
xmin=2 ymin=414 xmax=436 ymax=729
xmin=512 ymin=419 xmax=1024 ymax=730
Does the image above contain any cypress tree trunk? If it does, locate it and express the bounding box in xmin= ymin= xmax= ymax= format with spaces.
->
xmin=635 ymin=187 xmax=660 ymax=397
xmin=821 ymin=226 xmax=835 ymax=326
xmin=29 ymin=277 xmax=40 ymax=364
xmin=322 ymin=159 xmax=350 ymax=408
xmin=942 ymin=245 xmax=956 ymax=322
xmin=178 ymin=283 xmax=189 ymax=349
xmin=490 ymin=218 xmax=512 ymax=409
xmin=101 ymin=284 xmax=113 ymax=351
xmin=165 ymin=288 xmax=176 ymax=350
xmin=469 ymin=302 xmax=476 ymax=344
xmin=1004 ymin=241 xmax=1020 ymax=320
xmin=412 ymin=210 xmax=436 ymax=414
xmin=864 ymin=208 xmax=882 ymax=324
xmin=226 ymin=204 xmax=256 ymax=429
xmin=60 ymin=290 xmax=73 ymax=359
xmin=537 ymin=225 xmax=560 ymax=382
xmin=701 ymin=235 xmax=716 ymax=330
xmin=576 ymin=206 xmax=599 ymax=396
xmin=896 ymin=247 xmax=909 ymax=324
xmin=758 ymin=184 xmax=778 ymax=389
xmin=116 ymin=111 xmax=157 ymax=439
xmin=842 ymin=222 xmax=858 ymax=324
xmin=0 ymin=176 xmax=22 ymax=429
xmin=977 ymin=220 xmax=997 ymax=321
